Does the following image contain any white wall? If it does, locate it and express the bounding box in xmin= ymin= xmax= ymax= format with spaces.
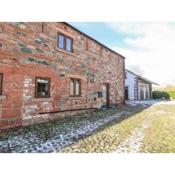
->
xmin=125 ymin=71 xmax=136 ymax=100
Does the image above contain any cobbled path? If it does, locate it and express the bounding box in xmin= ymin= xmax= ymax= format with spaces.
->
xmin=115 ymin=120 xmax=150 ymax=153
xmin=0 ymin=111 xmax=130 ymax=153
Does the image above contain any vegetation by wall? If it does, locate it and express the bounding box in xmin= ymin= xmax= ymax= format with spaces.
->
xmin=153 ymin=85 xmax=175 ymax=100
xmin=153 ymin=91 xmax=170 ymax=99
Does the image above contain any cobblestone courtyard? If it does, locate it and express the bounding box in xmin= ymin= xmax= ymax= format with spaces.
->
xmin=60 ymin=101 xmax=175 ymax=153
xmin=1 ymin=101 xmax=175 ymax=153
xmin=0 ymin=105 xmax=140 ymax=153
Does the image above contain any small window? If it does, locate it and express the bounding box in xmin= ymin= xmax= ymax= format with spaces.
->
xmin=35 ymin=77 xmax=50 ymax=98
xmin=58 ymin=34 xmax=64 ymax=49
xmin=66 ymin=37 xmax=72 ymax=52
xmin=58 ymin=33 xmax=73 ymax=52
xmin=70 ymin=79 xmax=74 ymax=96
xmin=70 ymin=78 xmax=81 ymax=97
xmin=0 ymin=73 xmax=3 ymax=95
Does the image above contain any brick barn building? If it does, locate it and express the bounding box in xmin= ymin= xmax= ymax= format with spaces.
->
xmin=0 ymin=22 xmax=125 ymax=129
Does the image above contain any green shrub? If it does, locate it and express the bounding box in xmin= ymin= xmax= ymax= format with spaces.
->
xmin=167 ymin=91 xmax=175 ymax=99
xmin=152 ymin=91 xmax=170 ymax=99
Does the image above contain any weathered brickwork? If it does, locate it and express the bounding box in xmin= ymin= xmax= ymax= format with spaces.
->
xmin=0 ymin=22 xmax=125 ymax=129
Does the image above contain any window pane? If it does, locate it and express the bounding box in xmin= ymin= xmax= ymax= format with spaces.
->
xmin=36 ymin=78 xmax=50 ymax=97
xmin=75 ymin=80 xmax=80 ymax=96
xmin=58 ymin=34 xmax=64 ymax=49
xmin=66 ymin=37 xmax=72 ymax=52
xmin=70 ymin=80 xmax=74 ymax=96
xmin=38 ymin=83 xmax=47 ymax=96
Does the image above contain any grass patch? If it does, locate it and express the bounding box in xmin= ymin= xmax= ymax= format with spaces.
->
xmin=140 ymin=105 xmax=175 ymax=153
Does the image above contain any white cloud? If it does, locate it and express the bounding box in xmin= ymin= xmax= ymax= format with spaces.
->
xmin=106 ymin=22 xmax=175 ymax=86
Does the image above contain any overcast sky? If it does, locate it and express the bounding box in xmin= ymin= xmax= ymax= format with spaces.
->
xmin=70 ymin=22 xmax=175 ymax=86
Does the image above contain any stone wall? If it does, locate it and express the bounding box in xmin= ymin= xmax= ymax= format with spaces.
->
xmin=0 ymin=22 xmax=125 ymax=129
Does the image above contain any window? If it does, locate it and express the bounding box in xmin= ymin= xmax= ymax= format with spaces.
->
xmin=58 ymin=34 xmax=64 ymax=49
xmin=58 ymin=33 xmax=73 ymax=52
xmin=35 ymin=77 xmax=50 ymax=98
xmin=70 ymin=78 xmax=81 ymax=97
xmin=0 ymin=73 xmax=3 ymax=95
xmin=66 ymin=37 xmax=72 ymax=52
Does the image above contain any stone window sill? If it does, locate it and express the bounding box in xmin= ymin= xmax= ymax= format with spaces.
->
xmin=68 ymin=96 xmax=83 ymax=100
xmin=0 ymin=95 xmax=6 ymax=100
xmin=33 ymin=98 xmax=52 ymax=102
xmin=55 ymin=47 xmax=76 ymax=57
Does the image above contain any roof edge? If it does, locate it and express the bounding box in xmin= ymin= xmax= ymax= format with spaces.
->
xmin=126 ymin=69 xmax=159 ymax=85
xmin=62 ymin=22 xmax=125 ymax=59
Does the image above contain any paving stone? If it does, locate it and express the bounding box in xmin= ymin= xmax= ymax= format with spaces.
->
xmin=0 ymin=108 xmax=132 ymax=153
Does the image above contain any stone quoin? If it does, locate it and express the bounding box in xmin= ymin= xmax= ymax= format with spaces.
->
xmin=0 ymin=22 xmax=125 ymax=129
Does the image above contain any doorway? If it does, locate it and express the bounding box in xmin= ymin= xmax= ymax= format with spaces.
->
xmin=139 ymin=86 xmax=145 ymax=100
xmin=125 ymin=87 xmax=129 ymax=100
xmin=106 ymin=83 xmax=110 ymax=107
xmin=102 ymin=83 xmax=110 ymax=107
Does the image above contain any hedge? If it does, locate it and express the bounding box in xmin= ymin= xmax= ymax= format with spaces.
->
xmin=152 ymin=91 xmax=170 ymax=99
xmin=167 ymin=91 xmax=175 ymax=99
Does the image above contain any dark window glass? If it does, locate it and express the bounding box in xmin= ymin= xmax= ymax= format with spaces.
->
xmin=35 ymin=77 xmax=50 ymax=98
xmin=0 ymin=73 xmax=3 ymax=95
xmin=66 ymin=37 xmax=72 ymax=52
xmin=58 ymin=33 xmax=73 ymax=52
xmin=70 ymin=79 xmax=81 ymax=96
xmin=58 ymin=34 xmax=64 ymax=49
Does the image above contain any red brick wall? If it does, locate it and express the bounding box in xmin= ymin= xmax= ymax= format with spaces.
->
xmin=0 ymin=22 xmax=125 ymax=129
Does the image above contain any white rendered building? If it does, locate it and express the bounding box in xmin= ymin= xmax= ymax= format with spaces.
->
xmin=125 ymin=70 xmax=157 ymax=100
